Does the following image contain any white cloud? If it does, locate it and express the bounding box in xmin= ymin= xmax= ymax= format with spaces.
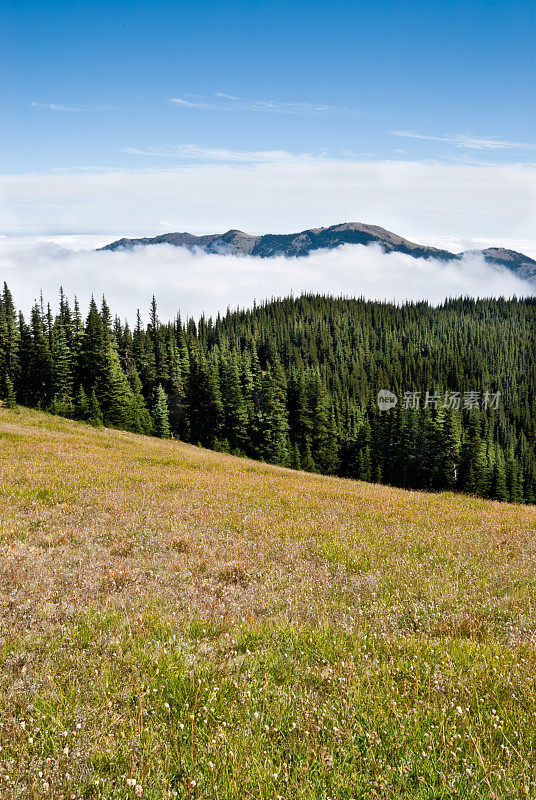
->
xmin=418 ymin=235 xmax=536 ymax=261
xmin=168 ymin=93 xmax=373 ymax=117
xmin=2 ymin=158 xmax=535 ymax=248
xmin=122 ymin=144 xmax=314 ymax=162
xmin=168 ymin=97 xmax=211 ymax=108
xmin=392 ymin=130 xmax=536 ymax=151
xmin=31 ymin=101 xmax=86 ymax=112
xmin=1 ymin=241 xmax=533 ymax=325
xmin=50 ymin=165 xmax=125 ymax=173
xmin=234 ymin=99 xmax=355 ymax=116
xmin=214 ymin=92 xmax=241 ymax=100
xmin=31 ymin=101 xmax=112 ymax=113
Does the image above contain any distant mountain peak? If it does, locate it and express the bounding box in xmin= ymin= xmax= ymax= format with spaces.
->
xmin=99 ymin=221 xmax=453 ymax=261
xmin=98 ymin=223 xmax=536 ymax=283
xmin=461 ymin=247 xmax=536 ymax=283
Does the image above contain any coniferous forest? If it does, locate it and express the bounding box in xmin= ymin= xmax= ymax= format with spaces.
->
xmin=1 ymin=283 xmax=535 ymax=503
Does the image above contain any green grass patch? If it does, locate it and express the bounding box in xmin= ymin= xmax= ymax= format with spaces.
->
xmin=1 ymin=609 xmax=536 ymax=798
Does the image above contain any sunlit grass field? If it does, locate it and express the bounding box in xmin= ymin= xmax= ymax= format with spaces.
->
xmin=1 ymin=406 xmax=536 ymax=798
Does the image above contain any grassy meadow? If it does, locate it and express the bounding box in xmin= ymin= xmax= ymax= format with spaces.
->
xmin=1 ymin=406 xmax=536 ymax=798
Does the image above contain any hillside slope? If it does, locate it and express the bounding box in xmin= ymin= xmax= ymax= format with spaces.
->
xmin=1 ymin=407 xmax=536 ymax=798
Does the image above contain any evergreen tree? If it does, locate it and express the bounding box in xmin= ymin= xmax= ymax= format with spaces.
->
xmin=310 ymin=378 xmax=339 ymax=474
xmin=0 ymin=283 xmax=20 ymax=394
xmin=102 ymin=345 xmax=135 ymax=429
xmin=153 ymin=384 xmax=171 ymax=438
xmin=489 ymin=447 xmax=508 ymax=501
xmin=221 ymin=353 xmax=249 ymax=451
xmin=259 ymin=365 xmax=289 ymax=465
xmin=27 ymin=303 xmax=53 ymax=407
xmin=127 ymin=366 xmax=153 ymax=434
xmin=394 ymin=408 xmax=419 ymax=488
xmin=52 ymin=324 xmax=73 ymax=408
xmin=301 ymin=439 xmax=317 ymax=473
xmin=187 ymin=345 xmax=222 ymax=447
xmin=87 ymin=390 xmax=103 ymax=426
xmin=290 ymin=441 xmax=302 ymax=470
xmin=4 ymin=375 xmax=16 ymax=408
xmin=241 ymin=347 xmax=264 ymax=459
xmin=506 ymin=451 xmax=524 ymax=503
xmin=79 ymin=297 xmax=107 ymax=396
xmin=75 ymin=385 xmax=89 ymax=420
xmin=287 ymin=368 xmax=312 ymax=451
xmin=149 ymin=297 xmax=169 ymax=388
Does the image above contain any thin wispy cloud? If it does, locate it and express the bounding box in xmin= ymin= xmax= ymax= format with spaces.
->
xmin=168 ymin=97 xmax=211 ymax=108
xmin=31 ymin=101 xmax=88 ymax=112
xmin=236 ymin=99 xmax=355 ymax=116
xmin=31 ymin=100 xmax=112 ymax=112
xmin=51 ymin=165 xmax=126 ymax=173
xmin=168 ymin=93 xmax=376 ymax=117
xmin=214 ymin=92 xmax=241 ymax=100
xmin=392 ymin=130 xmax=536 ymax=151
xmin=122 ymin=144 xmax=318 ymax=162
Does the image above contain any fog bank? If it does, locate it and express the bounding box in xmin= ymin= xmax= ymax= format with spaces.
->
xmin=0 ymin=240 xmax=533 ymax=322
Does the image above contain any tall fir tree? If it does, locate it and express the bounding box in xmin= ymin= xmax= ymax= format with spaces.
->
xmin=187 ymin=344 xmax=222 ymax=447
xmin=153 ymin=384 xmax=171 ymax=438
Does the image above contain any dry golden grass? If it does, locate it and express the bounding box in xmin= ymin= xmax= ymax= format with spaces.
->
xmin=1 ymin=406 xmax=536 ymax=798
xmin=1 ymin=406 xmax=535 ymax=639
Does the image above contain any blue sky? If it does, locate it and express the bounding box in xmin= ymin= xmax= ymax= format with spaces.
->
xmin=1 ymin=0 xmax=535 ymax=241
xmin=3 ymin=0 xmax=535 ymax=172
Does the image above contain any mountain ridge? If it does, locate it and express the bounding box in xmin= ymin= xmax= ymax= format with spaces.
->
xmin=99 ymin=222 xmax=536 ymax=282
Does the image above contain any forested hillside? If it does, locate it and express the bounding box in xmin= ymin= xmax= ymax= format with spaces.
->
xmin=1 ymin=284 xmax=534 ymax=503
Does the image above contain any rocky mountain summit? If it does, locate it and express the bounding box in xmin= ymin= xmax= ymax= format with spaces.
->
xmin=100 ymin=222 xmax=536 ymax=282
